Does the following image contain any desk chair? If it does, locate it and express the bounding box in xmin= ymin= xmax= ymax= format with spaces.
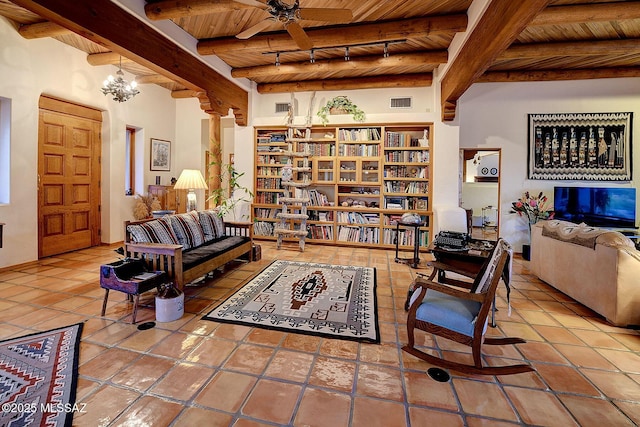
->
xmin=403 ymin=239 xmax=533 ymax=376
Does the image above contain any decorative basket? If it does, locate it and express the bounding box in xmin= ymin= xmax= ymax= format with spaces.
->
xmin=329 ymin=107 xmax=348 ymax=115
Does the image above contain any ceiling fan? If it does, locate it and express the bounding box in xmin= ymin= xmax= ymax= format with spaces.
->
xmin=234 ymin=0 xmax=353 ymax=50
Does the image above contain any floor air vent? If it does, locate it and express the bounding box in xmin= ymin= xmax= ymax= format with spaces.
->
xmin=390 ymin=97 xmax=412 ymax=109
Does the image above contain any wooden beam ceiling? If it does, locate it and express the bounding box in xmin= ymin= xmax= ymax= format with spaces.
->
xmin=479 ymin=67 xmax=640 ymax=83
xmin=440 ymin=0 xmax=552 ymax=121
xmin=197 ymin=15 xmax=468 ymax=55
xmin=257 ymin=74 xmax=433 ymax=94
xmin=11 ymin=0 xmax=248 ymax=124
xmin=232 ymin=51 xmax=447 ymax=79
xmin=144 ymin=0 xmax=253 ymax=20
xmin=529 ymin=1 xmax=640 ymax=26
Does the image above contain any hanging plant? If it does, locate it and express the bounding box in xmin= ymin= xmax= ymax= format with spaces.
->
xmin=317 ymin=96 xmax=366 ymax=125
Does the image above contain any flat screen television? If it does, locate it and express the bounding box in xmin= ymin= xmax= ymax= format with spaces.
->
xmin=553 ymin=186 xmax=637 ymax=229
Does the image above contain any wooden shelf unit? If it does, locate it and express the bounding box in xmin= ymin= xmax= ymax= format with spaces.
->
xmin=252 ymin=123 xmax=433 ymax=250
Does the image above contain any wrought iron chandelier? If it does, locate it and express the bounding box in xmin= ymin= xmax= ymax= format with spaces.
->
xmin=101 ymin=56 xmax=139 ymax=102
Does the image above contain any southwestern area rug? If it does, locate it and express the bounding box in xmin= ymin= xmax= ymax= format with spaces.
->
xmin=204 ymin=260 xmax=379 ymax=343
xmin=0 ymin=323 xmax=83 ymax=427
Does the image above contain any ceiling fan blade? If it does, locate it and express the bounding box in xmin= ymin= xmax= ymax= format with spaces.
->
xmin=236 ymin=19 xmax=273 ymax=39
xmin=298 ymin=8 xmax=353 ymax=23
xmin=285 ymin=21 xmax=313 ymax=50
xmin=233 ymin=0 xmax=268 ymax=9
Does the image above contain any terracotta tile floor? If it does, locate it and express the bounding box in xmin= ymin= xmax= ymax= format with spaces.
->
xmin=1 ymin=241 xmax=640 ymax=426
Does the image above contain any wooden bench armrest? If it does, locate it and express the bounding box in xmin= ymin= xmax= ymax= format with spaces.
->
xmin=125 ymin=242 xmax=183 ymax=256
xmin=125 ymin=242 xmax=184 ymax=289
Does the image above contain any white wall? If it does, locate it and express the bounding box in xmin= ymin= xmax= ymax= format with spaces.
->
xmin=0 ymin=17 xmax=207 ymax=268
xmin=458 ymin=79 xmax=640 ymax=250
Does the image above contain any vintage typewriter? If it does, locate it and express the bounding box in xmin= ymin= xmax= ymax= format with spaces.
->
xmin=434 ymin=231 xmax=469 ymax=250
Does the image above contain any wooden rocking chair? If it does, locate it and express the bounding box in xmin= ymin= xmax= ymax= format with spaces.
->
xmin=403 ymin=239 xmax=534 ymax=376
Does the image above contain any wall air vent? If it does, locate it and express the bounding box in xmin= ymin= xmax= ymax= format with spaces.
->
xmin=389 ymin=97 xmax=412 ymax=109
xmin=275 ymin=102 xmax=291 ymax=114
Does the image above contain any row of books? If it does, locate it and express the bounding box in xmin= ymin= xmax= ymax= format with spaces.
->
xmin=254 ymin=221 xmax=274 ymax=236
xmin=382 ymin=229 xmax=430 ymax=246
xmin=307 ymin=225 xmax=333 ymax=240
xmin=383 ymin=166 xmax=428 ymax=178
xmin=337 ymin=226 xmax=380 ymax=243
xmin=339 ymin=128 xmax=381 ymax=141
xmin=256 ymin=178 xmax=282 ymax=189
xmin=336 ymin=211 xmax=380 ymax=224
xmin=257 ymin=131 xmax=287 ymax=142
xmin=254 ymin=208 xmax=279 ymax=219
xmin=308 ymin=189 xmax=330 ymax=206
xmin=384 ymin=151 xmax=430 ymax=163
xmin=384 ymin=130 xmax=429 ymax=147
xmin=383 ymin=181 xmax=429 ymax=194
xmin=338 ymin=144 xmax=380 ymax=157
xmin=257 ymin=166 xmax=281 ymax=177
xmin=385 ymin=197 xmax=429 ymax=210
xmin=297 ymin=142 xmax=336 ymax=156
xmin=254 ymin=192 xmax=281 ymax=204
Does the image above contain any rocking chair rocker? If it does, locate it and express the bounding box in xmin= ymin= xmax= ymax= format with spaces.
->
xmin=403 ymin=239 xmax=534 ymax=376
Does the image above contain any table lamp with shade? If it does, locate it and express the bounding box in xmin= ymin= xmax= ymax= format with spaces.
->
xmin=174 ymin=169 xmax=208 ymax=211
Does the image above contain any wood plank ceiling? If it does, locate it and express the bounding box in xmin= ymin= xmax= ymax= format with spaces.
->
xmin=2 ymin=0 xmax=640 ymax=122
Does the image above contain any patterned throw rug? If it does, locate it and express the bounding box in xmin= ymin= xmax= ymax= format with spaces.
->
xmin=0 ymin=323 xmax=83 ymax=427
xmin=204 ymin=260 xmax=379 ymax=343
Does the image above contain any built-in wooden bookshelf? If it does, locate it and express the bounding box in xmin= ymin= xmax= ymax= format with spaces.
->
xmin=252 ymin=123 xmax=433 ymax=250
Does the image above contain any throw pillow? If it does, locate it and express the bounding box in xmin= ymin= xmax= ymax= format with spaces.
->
xmin=170 ymin=212 xmax=206 ymax=250
xmin=127 ymin=217 xmax=179 ymax=245
xmin=199 ymin=209 xmax=225 ymax=240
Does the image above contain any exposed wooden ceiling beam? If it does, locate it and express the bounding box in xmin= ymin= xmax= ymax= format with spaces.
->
xmin=232 ymin=51 xmax=446 ymax=79
xmin=478 ymin=67 xmax=640 ymax=83
xmin=172 ymin=89 xmax=203 ymax=98
xmin=440 ymin=0 xmax=552 ymax=121
xmin=145 ymin=0 xmax=253 ymax=20
xmin=11 ymin=0 xmax=248 ymax=125
xmin=499 ymin=39 xmax=640 ymax=60
xmin=136 ymin=74 xmax=175 ymax=85
xmin=257 ymin=73 xmax=432 ymax=94
xmin=18 ymin=20 xmax=69 ymax=38
xmin=86 ymin=52 xmax=135 ymax=66
xmin=197 ymin=14 xmax=467 ymax=55
xmin=529 ymin=1 xmax=640 ymax=26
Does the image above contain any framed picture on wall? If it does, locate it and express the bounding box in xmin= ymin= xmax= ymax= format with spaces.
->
xmin=150 ymin=138 xmax=171 ymax=171
xmin=527 ymin=112 xmax=632 ymax=181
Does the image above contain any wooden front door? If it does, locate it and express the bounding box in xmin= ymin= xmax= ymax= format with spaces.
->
xmin=38 ymin=95 xmax=102 ymax=258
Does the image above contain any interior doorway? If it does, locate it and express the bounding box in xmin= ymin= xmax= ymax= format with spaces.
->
xmin=460 ymin=149 xmax=501 ymax=239
xmin=38 ymin=95 xmax=102 ymax=258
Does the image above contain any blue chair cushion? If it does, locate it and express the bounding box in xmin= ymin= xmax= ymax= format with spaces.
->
xmin=415 ymin=290 xmax=482 ymax=337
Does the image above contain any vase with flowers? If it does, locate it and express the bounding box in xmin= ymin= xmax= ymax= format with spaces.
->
xmin=510 ymin=191 xmax=554 ymax=259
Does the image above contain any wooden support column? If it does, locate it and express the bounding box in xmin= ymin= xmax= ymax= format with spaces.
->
xmin=208 ymin=113 xmax=222 ymax=209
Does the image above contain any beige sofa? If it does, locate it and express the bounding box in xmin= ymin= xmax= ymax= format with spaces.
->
xmin=530 ymin=220 xmax=640 ymax=327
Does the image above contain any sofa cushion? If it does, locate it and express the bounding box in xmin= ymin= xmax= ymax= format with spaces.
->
xmin=170 ymin=212 xmax=206 ymax=250
xmin=182 ymin=236 xmax=249 ymax=271
xmin=199 ymin=209 xmax=225 ymax=240
xmin=127 ymin=218 xmax=179 ymax=245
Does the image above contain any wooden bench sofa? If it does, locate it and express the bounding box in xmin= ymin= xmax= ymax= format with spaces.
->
xmin=124 ymin=210 xmax=253 ymax=290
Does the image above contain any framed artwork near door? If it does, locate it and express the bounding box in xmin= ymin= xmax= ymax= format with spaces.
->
xmin=527 ymin=112 xmax=632 ymax=181
xmin=150 ymin=138 xmax=171 ymax=171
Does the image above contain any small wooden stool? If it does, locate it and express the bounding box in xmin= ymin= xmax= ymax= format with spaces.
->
xmin=100 ymin=259 xmax=167 ymax=323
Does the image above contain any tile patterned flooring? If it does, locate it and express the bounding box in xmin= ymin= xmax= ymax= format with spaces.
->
xmin=1 ymin=241 xmax=639 ymax=426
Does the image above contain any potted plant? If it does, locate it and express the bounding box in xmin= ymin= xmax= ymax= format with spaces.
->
xmin=510 ymin=191 xmax=554 ymax=260
xmin=207 ymin=155 xmax=254 ymax=221
xmin=317 ymin=96 xmax=366 ymax=125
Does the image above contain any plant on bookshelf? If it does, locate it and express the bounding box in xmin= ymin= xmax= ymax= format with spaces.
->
xmin=317 ymin=96 xmax=366 ymax=125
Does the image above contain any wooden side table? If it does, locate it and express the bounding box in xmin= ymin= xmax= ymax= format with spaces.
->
xmin=100 ymin=259 xmax=167 ymax=323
